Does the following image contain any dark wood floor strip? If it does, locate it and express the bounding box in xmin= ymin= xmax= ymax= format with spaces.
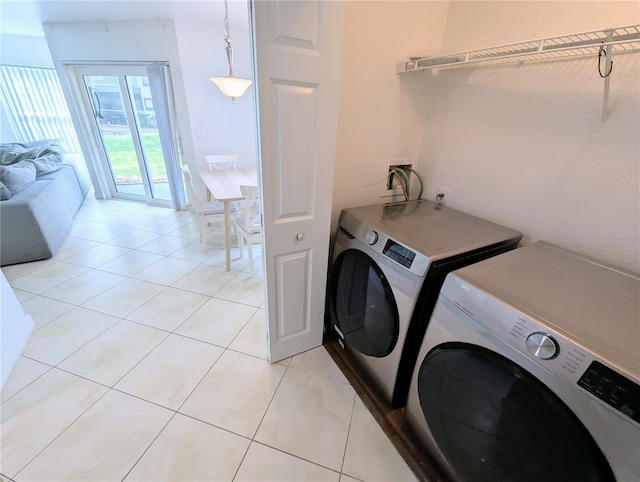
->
xmin=324 ymin=337 xmax=450 ymax=482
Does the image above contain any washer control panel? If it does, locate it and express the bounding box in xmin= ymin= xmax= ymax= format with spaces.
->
xmin=365 ymin=230 xmax=379 ymax=245
xmin=526 ymin=332 xmax=559 ymax=360
xmin=442 ymin=274 xmax=640 ymax=425
xmin=339 ymin=213 xmax=430 ymax=277
xmin=578 ymin=360 xmax=640 ymax=423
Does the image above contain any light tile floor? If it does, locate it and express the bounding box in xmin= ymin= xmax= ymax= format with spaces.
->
xmin=1 ymin=196 xmax=418 ymax=482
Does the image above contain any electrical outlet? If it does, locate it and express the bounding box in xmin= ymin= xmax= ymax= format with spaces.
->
xmin=436 ymin=186 xmax=451 ymax=206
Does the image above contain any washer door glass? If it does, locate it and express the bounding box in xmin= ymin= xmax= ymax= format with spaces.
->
xmin=331 ymin=249 xmax=399 ymax=357
xmin=417 ymin=343 xmax=614 ymax=482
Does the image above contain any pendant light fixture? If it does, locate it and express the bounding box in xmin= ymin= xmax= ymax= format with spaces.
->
xmin=210 ymin=0 xmax=252 ymax=103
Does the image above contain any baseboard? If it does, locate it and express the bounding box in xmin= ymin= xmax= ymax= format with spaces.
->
xmin=1 ymin=314 xmax=35 ymax=390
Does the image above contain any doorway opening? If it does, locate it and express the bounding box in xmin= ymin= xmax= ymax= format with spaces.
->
xmin=72 ymin=64 xmax=180 ymax=207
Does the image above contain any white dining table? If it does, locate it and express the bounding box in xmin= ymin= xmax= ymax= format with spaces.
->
xmin=198 ymin=168 xmax=258 ymax=271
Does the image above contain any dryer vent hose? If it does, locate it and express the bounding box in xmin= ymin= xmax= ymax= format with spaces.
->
xmin=389 ymin=167 xmax=423 ymax=202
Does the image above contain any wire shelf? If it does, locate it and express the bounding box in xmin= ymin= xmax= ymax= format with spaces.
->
xmin=397 ymin=24 xmax=640 ymax=73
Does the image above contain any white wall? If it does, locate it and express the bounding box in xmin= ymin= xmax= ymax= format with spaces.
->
xmin=1 ymin=271 xmax=34 ymax=390
xmin=174 ymin=16 xmax=256 ymax=173
xmin=0 ymin=33 xmax=54 ymax=68
xmin=332 ymin=1 xmax=451 ymax=228
xmin=440 ymin=1 xmax=640 ymax=51
xmin=418 ymin=1 xmax=639 ymax=272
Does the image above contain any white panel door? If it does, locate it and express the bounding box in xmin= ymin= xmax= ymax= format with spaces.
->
xmin=251 ymin=1 xmax=346 ymax=362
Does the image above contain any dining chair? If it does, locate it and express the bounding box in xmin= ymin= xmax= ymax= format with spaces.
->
xmin=204 ymin=154 xmax=238 ymax=171
xmin=182 ymin=164 xmax=235 ymax=250
xmin=203 ymin=154 xmax=240 ymax=203
xmin=234 ymin=185 xmax=262 ymax=273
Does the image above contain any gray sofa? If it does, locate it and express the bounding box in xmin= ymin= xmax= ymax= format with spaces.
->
xmin=0 ymin=140 xmax=91 ymax=266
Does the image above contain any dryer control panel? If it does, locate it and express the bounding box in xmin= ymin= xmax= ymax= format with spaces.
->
xmin=338 ymin=212 xmax=430 ymax=277
xmin=383 ymin=238 xmax=416 ymax=269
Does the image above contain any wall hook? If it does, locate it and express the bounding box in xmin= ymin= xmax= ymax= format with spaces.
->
xmin=598 ymin=43 xmax=613 ymax=78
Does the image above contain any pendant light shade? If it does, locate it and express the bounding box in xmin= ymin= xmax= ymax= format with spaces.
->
xmin=210 ymin=0 xmax=252 ymax=103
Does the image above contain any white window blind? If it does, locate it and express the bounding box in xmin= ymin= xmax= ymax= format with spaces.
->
xmin=146 ymin=63 xmax=186 ymax=210
xmin=0 ymin=65 xmax=81 ymax=154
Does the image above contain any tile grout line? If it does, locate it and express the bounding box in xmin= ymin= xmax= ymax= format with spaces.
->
xmin=2 ymin=199 xmax=297 ymax=481
xmin=9 ymin=383 xmax=112 ymax=481
xmin=119 ymin=411 xmax=178 ymax=482
xmin=0 ymin=359 xmax=54 ymax=405
xmin=339 ymin=393 xmax=359 ymax=480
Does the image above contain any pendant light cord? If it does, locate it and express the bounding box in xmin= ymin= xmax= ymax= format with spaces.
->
xmin=223 ymin=0 xmax=231 ymax=42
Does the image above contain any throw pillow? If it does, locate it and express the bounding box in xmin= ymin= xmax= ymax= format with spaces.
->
xmin=0 ymin=160 xmax=37 ymax=195
xmin=31 ymin=152 xmax=64 ymax=176
xmin=0 ymin=139 xmax=64 ymax=167
xmin=0 ymin=180 xmax=11 ymax=200
xmin=0 ymin=143 xmax=38 ymax=166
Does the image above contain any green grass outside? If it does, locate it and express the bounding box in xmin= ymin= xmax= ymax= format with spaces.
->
xmin=103 ymin=130 xmax=168 ymax=182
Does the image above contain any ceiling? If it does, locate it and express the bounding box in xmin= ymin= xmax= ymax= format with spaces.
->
xmin=0 ymin=0 xmax=248 ymax=37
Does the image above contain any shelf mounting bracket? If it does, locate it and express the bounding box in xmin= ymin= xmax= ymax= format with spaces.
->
xmin=601 ymin=29 xmax=614 ymax=122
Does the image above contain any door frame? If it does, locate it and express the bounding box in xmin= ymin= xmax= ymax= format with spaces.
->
xmin=65 ymin=62 xmax=177 ymax=207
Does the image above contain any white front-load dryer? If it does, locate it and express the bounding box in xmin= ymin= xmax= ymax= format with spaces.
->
xmin=327 ymin=200 xmax=521 ymax=407
xmin=406 ymin=241 xmax=639 ymax=481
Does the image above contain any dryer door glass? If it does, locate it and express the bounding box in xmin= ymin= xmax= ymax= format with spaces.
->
xmin=330 ymin=249 xmax=399 ymax=357
xmin=417 ymin=343 xmax=614 ymax=482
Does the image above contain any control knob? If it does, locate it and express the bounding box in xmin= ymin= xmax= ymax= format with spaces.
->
xmin=365 ymin=230 xmax=379 ymax=245
xmin=526 ymin=332 xmax=559 ymax=360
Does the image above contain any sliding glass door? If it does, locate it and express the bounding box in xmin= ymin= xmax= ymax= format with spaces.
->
xmin=74 ymin=66 xmax=172 ymax=205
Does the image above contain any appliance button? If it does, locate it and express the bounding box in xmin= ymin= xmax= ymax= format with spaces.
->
xmin=526 ymin=332 xmax=559 ymax=360
xmin=366 ymin=230 xmax=379 ymax=245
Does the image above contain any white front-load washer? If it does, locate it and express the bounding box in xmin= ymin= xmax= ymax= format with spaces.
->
xmin=327 ymin=200 xmax=522 ymax=407
xmin=406 ymin=241 xmax=639 ymax=481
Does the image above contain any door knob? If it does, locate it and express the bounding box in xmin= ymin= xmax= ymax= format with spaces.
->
xmin=296 ymin=232 xmax=304 ymax=241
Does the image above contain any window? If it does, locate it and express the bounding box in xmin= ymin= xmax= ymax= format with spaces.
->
xmin=0 ymin=65 xmax=81 ymax=155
